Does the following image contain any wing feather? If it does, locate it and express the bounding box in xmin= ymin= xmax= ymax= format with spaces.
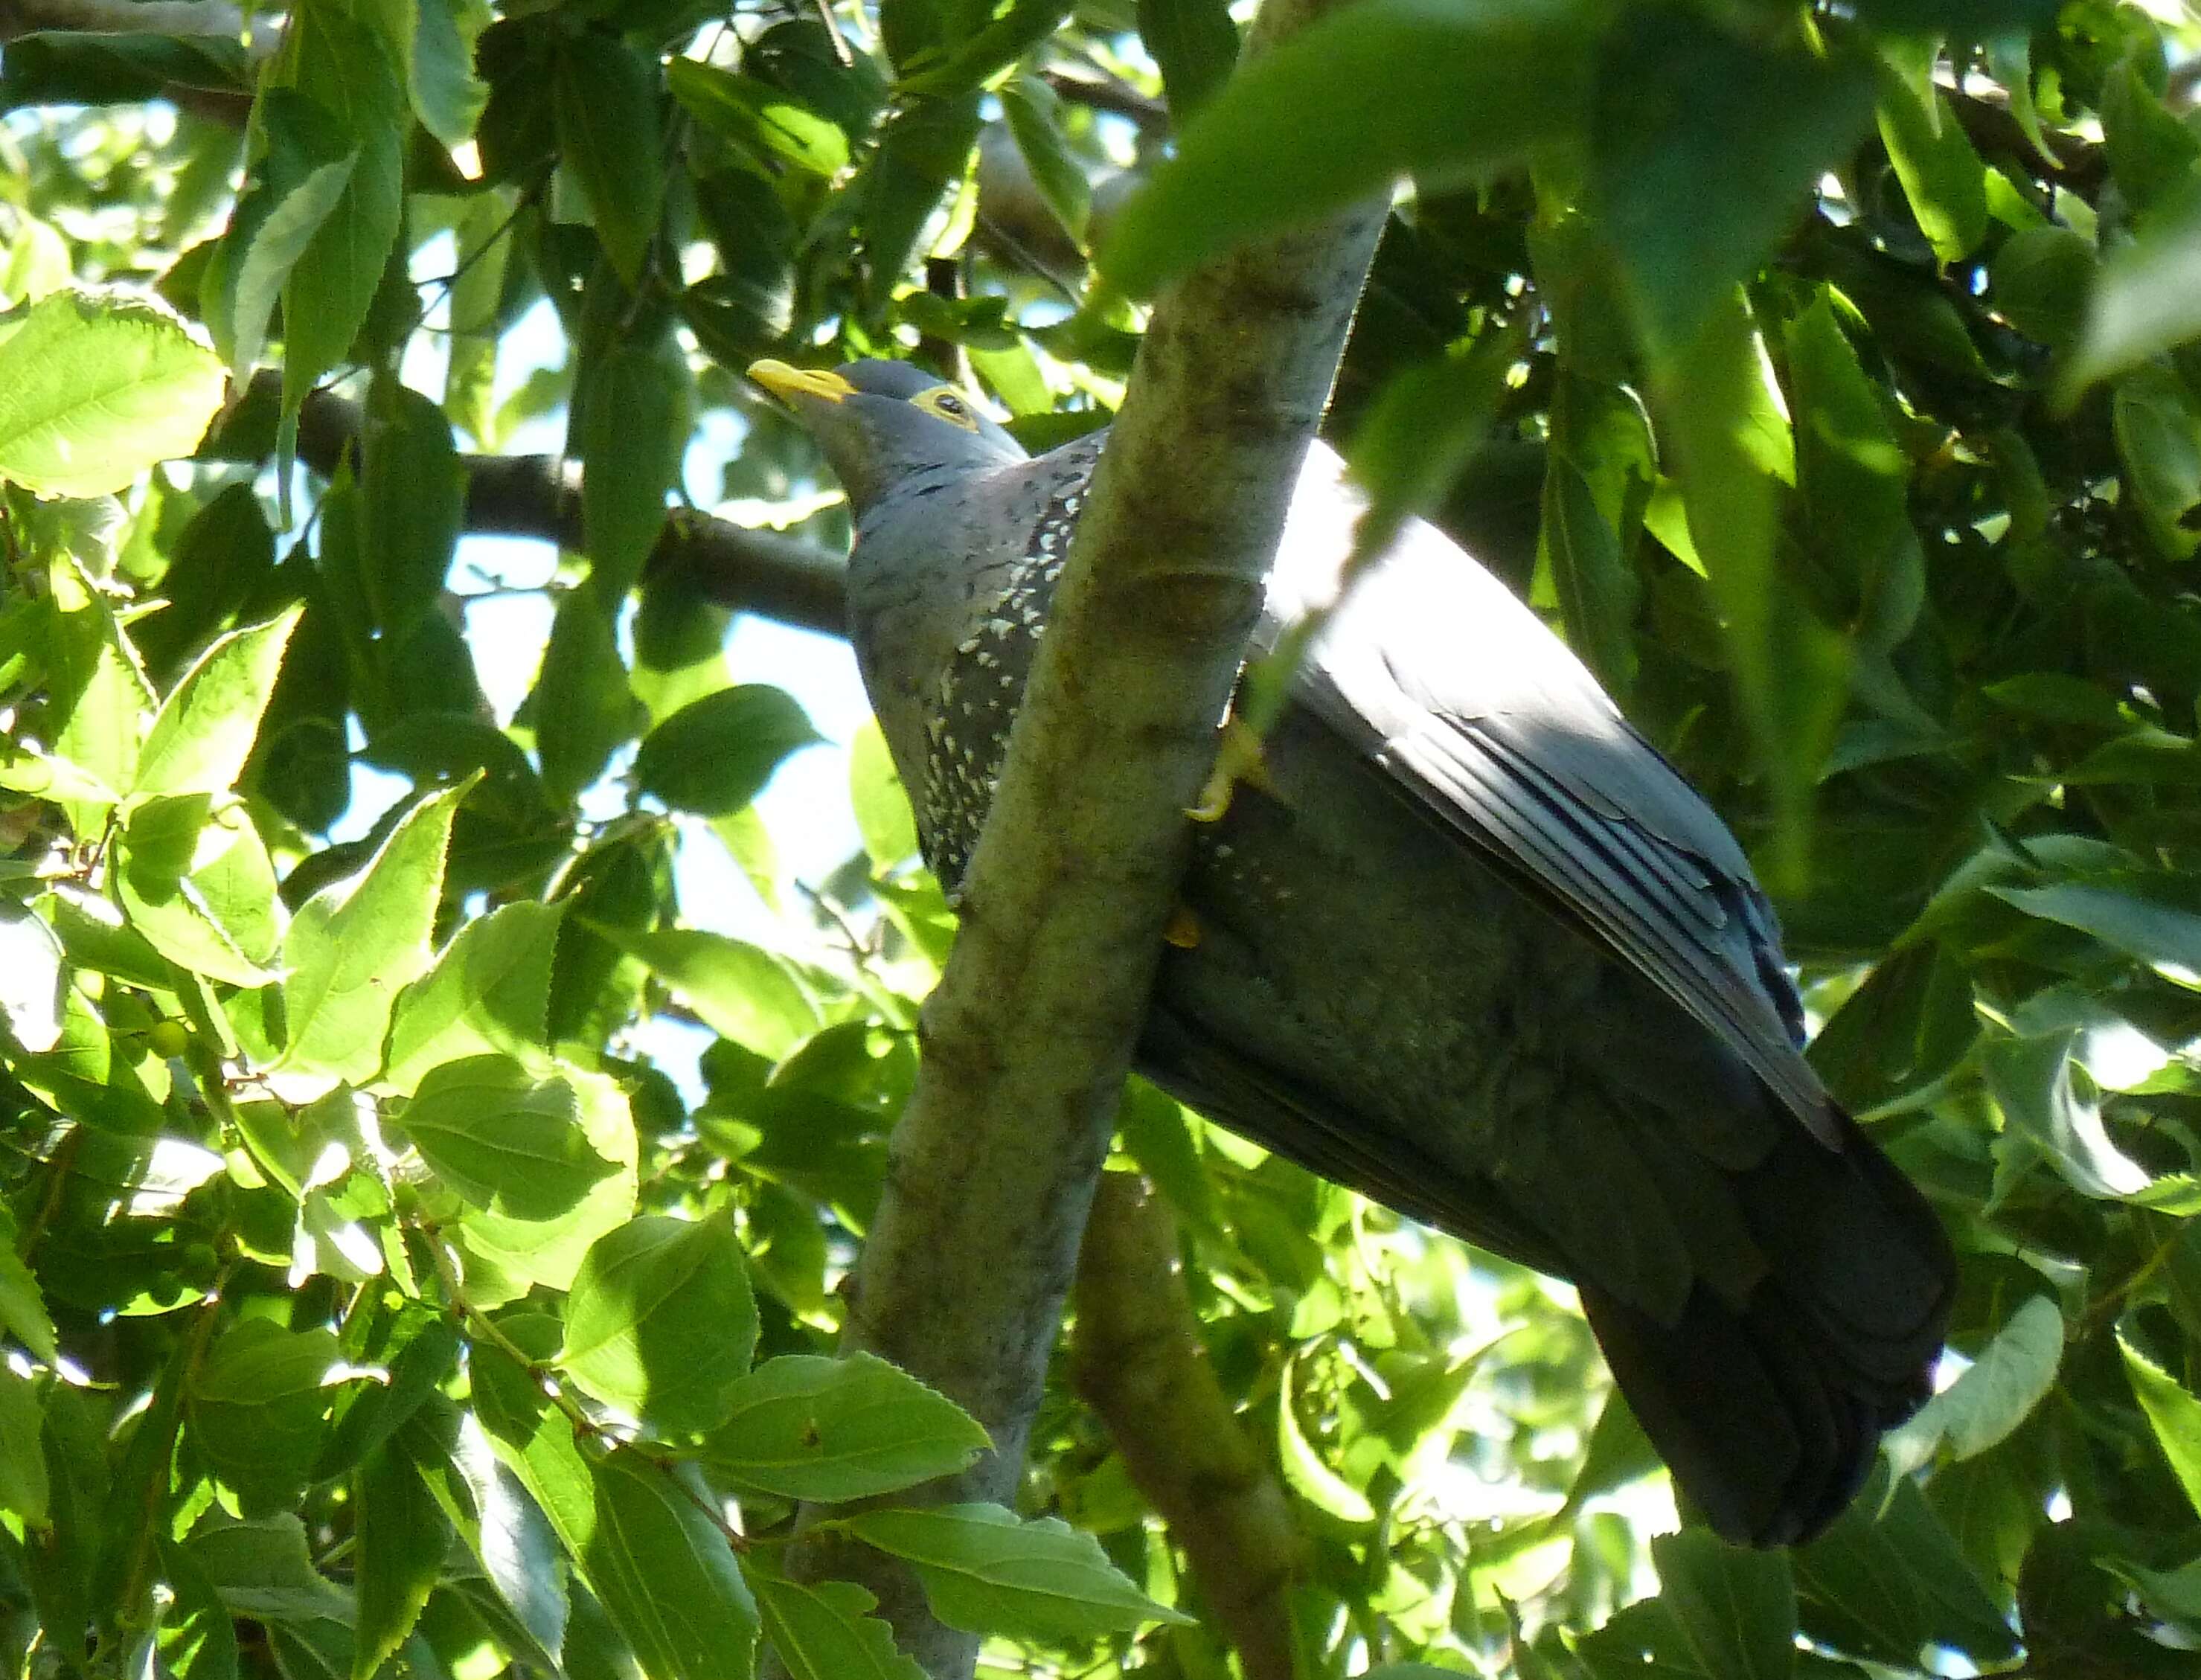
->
xmin=1270 ymin=446 xmax=1833 ymax=1143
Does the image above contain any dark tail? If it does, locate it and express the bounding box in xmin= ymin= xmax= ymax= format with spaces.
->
xmin=1577 ymin=1104 xmax=1955 ymax=1547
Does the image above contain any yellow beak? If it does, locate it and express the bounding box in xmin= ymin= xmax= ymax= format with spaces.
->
xmin=749 ymin=359 xmax=855 ymax=403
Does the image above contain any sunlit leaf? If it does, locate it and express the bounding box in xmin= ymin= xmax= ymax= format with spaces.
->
xmin=0 ymin=289 xmax=225 ymax=498
xmin=703 ymin=1353 xmax=988 ymax=1501
xmin=559 ymin=1213 xmax=758 ymax=1437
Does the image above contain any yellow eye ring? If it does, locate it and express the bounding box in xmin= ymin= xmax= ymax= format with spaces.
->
xmin=914 ymin=386 xmax=981 ymax=432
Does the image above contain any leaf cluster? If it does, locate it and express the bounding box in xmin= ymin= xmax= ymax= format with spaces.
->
xmin=4 ymin=0 xmax=2201 ymax=1676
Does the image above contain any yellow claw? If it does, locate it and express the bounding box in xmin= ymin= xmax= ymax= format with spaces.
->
xmin=1163 ymin=904 xmax=1202 ymax=949
xmin=1188 ymin=716 xmax=1278 ymax=822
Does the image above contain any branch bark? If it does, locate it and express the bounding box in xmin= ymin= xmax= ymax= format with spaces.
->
xmin=278 ymin=377 xmax=849 ymax=637
xmin=1073 ymin=1175 xmax=1304 ymax=1680
xmin=778 ymin=0 xmax=1388 ymax=1670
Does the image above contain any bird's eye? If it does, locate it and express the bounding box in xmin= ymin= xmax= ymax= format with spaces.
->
xmin=917 ymin=388 xmax=981 ymax=431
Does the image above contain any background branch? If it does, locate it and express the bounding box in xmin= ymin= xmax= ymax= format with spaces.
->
xmin=1073 ymin=1174 xmax=1304 ymax=1680
xmin=278 ymin=375 xmax=850 ymax=637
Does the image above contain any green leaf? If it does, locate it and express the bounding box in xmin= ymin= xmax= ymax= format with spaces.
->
xmin=1000 ymin=75 xmax=1089 ymax=245
xmin=411 ymin=0 xmax=492 ymax=147
xmin=1886 ymin=1294 xmax=2063 ymax=1470
xmin=596 ymin=927 xmax=823 ymax=1059
xmin=1992 ymin=224 xmax=2096 ymax=353
xmin=534 ymin=583 xmax=645 ymax=806
xmin=2121 ymin=1329 xmax=2201 ymax=1522
xmin=1983 ymin=1030 xmax=2151 ymax=1200
xmin=1792 ymin=1463 xmax=2021 ymax=1668
xmin=0 ymin=289 xmax=225 ymax=498
xmin=132 ymin=609 xmax=301 ymax=800
xmin=0 ymin=31 xmax=252 ymax=108
xmin=425 ymin=1409 xmax=568 ymax=1661
xmin=1989 ymin=876 xmax=2201 ymax=986
xmin=1539 ymin=453 xmax=1635 ymax=699
xmin=361 ymin=373 xmax=464 ymax=638
xmin=442 ymin=189 xmax=514 ymax=445
xmin=1101 ymin=0 xmax=1592 ymax=296
xmin=579 ymin=1454 xmax=760 ymax=1680
xmin=633 ymin=685 xmax=821 ymax=818
xmin=849 ymin=721 xmax=918 ymax=869
xmin=392 ymin=1054 xmax=618 ymax=1221
xmin=1653 ymin=288 xmax=1844 ymax=887
xmin=469 ymin=1337 xmax=602 ymax=1594
xmin=188 ymin=1513 xmax=353 ymax=1623
xmin=209 ymin=90 xmax=356 ymax=376
xmin=455 ymin=1065 xmax=638 ymax=1300
xmin=281 ymin=780 xmax=473 ymax=1080
xmin=1278 ymin=1349 xmax=1374 ymax=1524
xmin=2109 ymin=362 xmax=2201 ymax=562
xmin=856 ymin=94 xmax=982 ymax=306
xmin=2101 ymin=55 xmax=2200 ymax=212
xmin=1136 ymin=0 xmax=1237 ymax=120
xmin=2064 ymin=187 xmax=2201 ymax=392
xmin=559 ymin=1213 xmax=757 ymax=1437
xmin=667 ymin=61 xmax=849 ymax=179
xmin=1785 ymin=295 xmax=1923 ymax=654
xmin=837 ymin=1504 xmax=1193 ymax=1641
xmin=157 ymin=1534 xmax=243 ymax=1680
xmin=1650 ymin=1528 xmax=1797 ymax=1680
xmin=272 ymin=4 xmax=406 ymax=405
xmin=114 ymin=795 xmax=285 ymax=987
xmin=554 ymin=34 xmax=664 ymax=287
xmin=188 ymin=1322 xmax=347 ymax=1517
xmin=382 ymin=901 xmax=566 ymax=1093
xmin=1874 ymin=45 xmax=1989 ymax=266
xmin=0 ymin=1204 xmax=60 ymax=1364
xmin=45 ymin=555 xmax=150 ymax=811
xmin=575 ymin=305 xmax=692 ymax=600
xmin=702 ymin=1353 xmax=989 ymax=1501
xmin=753 ymin=1575 xmax=926 ymax=1680
xmin=0 ymin=1368 xmax=49 ymax=1527
xmin=1591 ymin=10 xmax=1876 ymax=353
xmin=351 ymin=1446 xmax=452 ymax=1679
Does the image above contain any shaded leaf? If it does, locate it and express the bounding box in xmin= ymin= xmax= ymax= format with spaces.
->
xmin=2121 ymin=1329 xmax=2201 ymax=1522
xmin=1103 ymin=0 xmax=1592 ymax=296
xmin=351 ymin=1446 xmax=451 ymax=1679
xmin=753 ymin=1575 xmax=924 ymax=1680
xmin=580 ymin=1452 xmax=760 ymax=1680
xmin=633 ymin=685 xmax=821 ymax=817
xmin=553 ymin=33 xmax=664 ymax=287
xmin=838 ymin=1503 xmax=1192 ymax=1641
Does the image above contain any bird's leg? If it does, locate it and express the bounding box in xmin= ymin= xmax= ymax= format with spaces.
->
xmin=1187 ymin=714 xmax=1278 ymax=823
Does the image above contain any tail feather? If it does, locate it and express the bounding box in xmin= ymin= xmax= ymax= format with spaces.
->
xmin=1579 ymin=1104 xmax=1952 ymax=1548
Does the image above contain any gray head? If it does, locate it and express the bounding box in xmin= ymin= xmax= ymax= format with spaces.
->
xmin=749 ymin=358 xmax=1027 ymax=516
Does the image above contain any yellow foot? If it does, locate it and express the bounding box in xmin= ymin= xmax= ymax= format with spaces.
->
xmin=1163 ymin=903 xmax=1202 ymax=949
xmin=1187 ymin=716 xmax=1278 ymax=823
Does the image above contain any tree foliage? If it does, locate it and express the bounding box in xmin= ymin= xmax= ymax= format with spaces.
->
xmin=3 ymin=0 xmax=2201 ymax=1676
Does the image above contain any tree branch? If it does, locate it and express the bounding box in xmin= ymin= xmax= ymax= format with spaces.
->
xmin=1073 ymin=1174 xmax=1304 ymax=1680
xmin=278 ymin=376 xmax=850 ymax=638
xmin=780 ymin=0 xmax=1389 ymax=1669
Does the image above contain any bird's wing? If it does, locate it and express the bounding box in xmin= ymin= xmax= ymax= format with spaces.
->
xmin=1267 ymin=446 xmax=1835 ymax=1143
